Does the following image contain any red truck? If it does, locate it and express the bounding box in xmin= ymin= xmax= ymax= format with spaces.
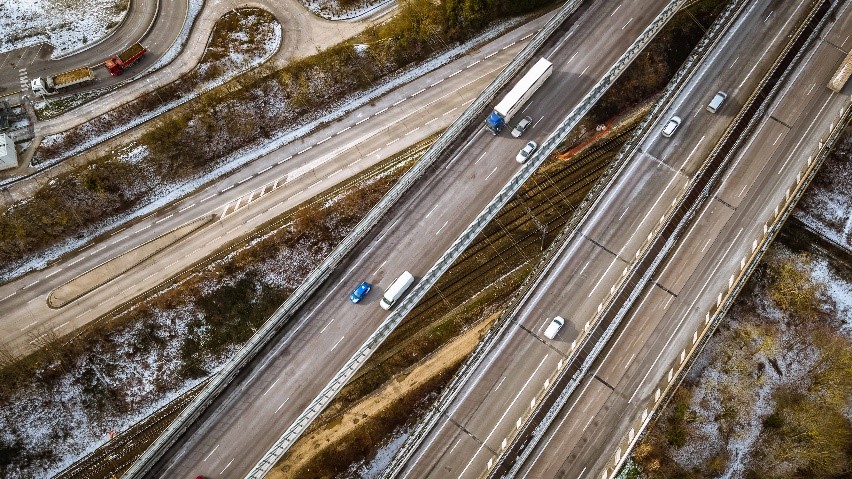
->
xmin=104 ymin=43 xmax=147 ymax=76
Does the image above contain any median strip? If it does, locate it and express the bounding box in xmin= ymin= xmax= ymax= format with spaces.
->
xmin=47 ymin=215 xmax=214 ymax=309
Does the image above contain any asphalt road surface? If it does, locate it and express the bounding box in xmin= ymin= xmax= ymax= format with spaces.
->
xmin=518 ymin=2 xmax=852 ymax=477
xmin=394 ymin=0 xmax=819 ymax=477
xmin=0 ymin=0 xmax=181 ymax=101
xmin=140 ymin=1 xmax=683 ymax=477
xmin=0 ymin=15 xmax=550 ymax=355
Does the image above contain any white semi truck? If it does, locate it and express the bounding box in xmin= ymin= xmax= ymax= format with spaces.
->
xmin=30 ymin=66 xmax=96 ymax=96
xmin=485 ymin=58 xmax=553 ymax=134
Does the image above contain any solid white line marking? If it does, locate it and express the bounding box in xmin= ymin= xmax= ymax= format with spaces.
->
xmin=320 ymin=317 xmax=336 ymax=334
xmin=263 ymin=378 xmax=281 ymax=396
xmin=204 ymin=444 xmax=220 ymax=461
xmin=374 ymin=260 xmax=387 ymax=276
xmin=625 ymin=353 xmax=636 ymax=369
xmin=425 ymin=204 xmax=439 ymax=219
xmin=220 ymin=458 xmax=234 ymax=475
xmin=435 ymin=221 xmax=448 ymax=235
xmin=494 ymin=376 xmax=506 ymax=391
xmin=485 ymin=165 xmax=498 ymax=181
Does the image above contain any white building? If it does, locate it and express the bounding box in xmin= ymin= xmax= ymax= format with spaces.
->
xmin=0 ymin=133 xmax=18 ymax=171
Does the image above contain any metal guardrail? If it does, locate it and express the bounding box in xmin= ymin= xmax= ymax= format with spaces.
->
xmin=382 ymin=0 xmax=703 ymax=476
xmin=605 ymin=2 xmax=847 ymax=476
xmin=242 ymin=2 xmax=595 ymax=477
xmin=122 ymin=3 xmax=583 ymax=477
xmin=491 ymin=0 xmax=833 ymax=476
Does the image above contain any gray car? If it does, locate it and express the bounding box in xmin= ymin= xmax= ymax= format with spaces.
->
xmin=511 ymin=116 xmax=533 ymax=138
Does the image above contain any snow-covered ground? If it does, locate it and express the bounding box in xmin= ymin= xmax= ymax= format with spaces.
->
xmin=304 ymin=0 xmax=395 ymax=20
xmin=635 ymin=239 xmax=852 ymax=477
xmin=794 ymin=127 xmax=852 ymax=250
xmin=0 ymin=0 xmax=129 ymax=57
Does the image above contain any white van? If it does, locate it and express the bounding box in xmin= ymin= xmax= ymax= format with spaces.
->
xmin=706 ymin=91 xmax=727 ymax=113
xmin=380 ymin=271 xmax=415 ymax=310
xmin=543 ymin=316 xmax=566 ymax=339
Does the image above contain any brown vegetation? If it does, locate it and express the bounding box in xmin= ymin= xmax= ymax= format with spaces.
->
xmin=632 ymin=244 xmax=852 ymax=479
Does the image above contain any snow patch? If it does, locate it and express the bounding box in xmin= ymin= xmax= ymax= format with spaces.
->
xmin=0 ymin=0 xmax=129 ymax=57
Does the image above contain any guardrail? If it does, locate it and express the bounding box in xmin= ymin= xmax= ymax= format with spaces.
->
xmin=243 ymin=3 xmax=596 ymax=477
xmin=606 ymin=104 xmax=852 ymax=479
xmin=604 ymin=3 xmax=847 ymax=477
xmin=122 ymin=3 xmax=584 ymax=477
xmin=488 ymin=1 xmax=833 ymax=476
xmin=381 ymin=0 xmax=704 ymax=476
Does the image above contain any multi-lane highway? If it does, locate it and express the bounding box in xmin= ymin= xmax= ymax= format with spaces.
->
xmin=517 ymin=2 xmax=851 ymax=477
xmin=394 ymin=0 xmax=819 ymax=477
xmin=136 ymin=2 xmax=682 ymax=477
xmin=0 ymin=15 xmax=545 ymax=355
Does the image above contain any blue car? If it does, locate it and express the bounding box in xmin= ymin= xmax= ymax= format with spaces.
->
xmin=349 ymin=281 xmax=372 ymax=303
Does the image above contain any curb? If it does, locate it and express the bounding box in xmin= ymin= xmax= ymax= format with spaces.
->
xmin=46 ymin=214 xmax=213 ymax=309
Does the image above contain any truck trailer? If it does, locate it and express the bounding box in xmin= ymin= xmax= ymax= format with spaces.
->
xmin=485 ymin=58 xmax=553 ymax=134
xmin=30 ymin=66 xmax=96 ymax=96
xmin=828 ymin=49 xmax=852 ymax=93
xmin=105 ymin=43 xmax=147 ymax=76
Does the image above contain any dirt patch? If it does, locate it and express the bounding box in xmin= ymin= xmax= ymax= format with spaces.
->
xmin=270 ymin=312 xmax=497 ymax=478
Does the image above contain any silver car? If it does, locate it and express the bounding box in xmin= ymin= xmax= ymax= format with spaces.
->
xmin=511 ymin=116 xmax=533 ymax=138
xmin=516 ymin=140 xmax=538 ymax=163
xmin=661 ymin=115 xmax=682 ymax=138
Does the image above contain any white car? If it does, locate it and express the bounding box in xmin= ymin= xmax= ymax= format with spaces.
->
xmin=661 ymin=115 xmax=682 ymax=138
xmin=516 ymin=140 xmax=538 ymax=163
xmin=543 ymin=316 xmax=565 ymax=339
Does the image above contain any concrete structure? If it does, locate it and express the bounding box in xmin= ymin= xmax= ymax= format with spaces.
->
xmin=0 ymin=133 xmax=18 ymax=171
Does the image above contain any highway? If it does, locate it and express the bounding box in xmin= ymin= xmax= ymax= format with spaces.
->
xmin=518 ymin=1 xmax=851 ymax=476
xmin=0 ymin=15 xmax=548 ymax=355
xmin=393 ymin=0 xmax=819 ymax=477
xmin=137 ymin=2 xmax=681 ymax=477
